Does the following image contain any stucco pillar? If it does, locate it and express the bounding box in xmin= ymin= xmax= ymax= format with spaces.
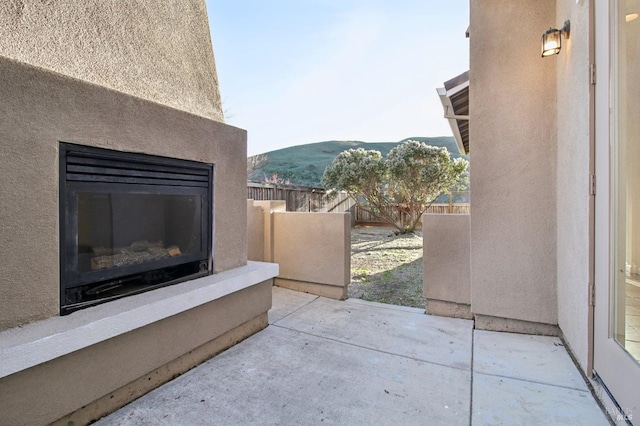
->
xmin=469 ymin=0 xmax=558 ymax=333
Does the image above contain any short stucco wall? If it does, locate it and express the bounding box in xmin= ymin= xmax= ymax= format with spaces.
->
xmin=273 ymin=212 xmax=351 ymax=300
xmin=423 ymin=214 xmax=472 ymax=319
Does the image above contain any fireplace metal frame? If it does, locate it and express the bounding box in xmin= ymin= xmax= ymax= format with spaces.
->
xmin=59 ymin=143 xmax=214 ymax=313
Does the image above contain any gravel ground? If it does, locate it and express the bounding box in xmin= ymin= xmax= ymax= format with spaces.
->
xmin=348 ymin=226 xmax=425 ymax=308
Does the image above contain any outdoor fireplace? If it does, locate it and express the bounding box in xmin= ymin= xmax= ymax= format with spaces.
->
xmin=59 ymin=143 xmax=213 ymax=314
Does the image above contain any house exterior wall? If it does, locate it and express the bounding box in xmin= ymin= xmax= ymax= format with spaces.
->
xmin=0 ymin=0 xmax=223 ymax=122
xmin=469 ymin=0 xmax=558 ymax=327
xmin=555 ymin=0 xmax=592 ymax=371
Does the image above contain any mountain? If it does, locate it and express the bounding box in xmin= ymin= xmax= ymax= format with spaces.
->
xmin=249 ymin=137 xmax=466 ymax=188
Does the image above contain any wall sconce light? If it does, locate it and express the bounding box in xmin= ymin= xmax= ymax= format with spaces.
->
xmin=541 ymin=20 xmax=570 ymax=57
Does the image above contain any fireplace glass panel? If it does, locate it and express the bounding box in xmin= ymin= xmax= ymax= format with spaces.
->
xmin=77 ymin=192 xmax=202 ymax=274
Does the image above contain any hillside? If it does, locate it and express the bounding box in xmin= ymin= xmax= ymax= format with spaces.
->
xmin=249 ymin=137 xmax=466 ymax=188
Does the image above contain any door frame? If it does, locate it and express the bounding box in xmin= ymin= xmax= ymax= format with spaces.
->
xmin=593 ymin=0 xmax=640 ymax=419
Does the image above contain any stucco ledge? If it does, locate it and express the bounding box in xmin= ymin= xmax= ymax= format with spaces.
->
xmin=474 ymin=313 xmax=559 ymax=336
xmin=0 ymin=261 xmax=279 ymax=379
xmin=426 ymin=298 xmax=473 ymax=320
xmin=274 ymin=278 xmax=348 ymax=300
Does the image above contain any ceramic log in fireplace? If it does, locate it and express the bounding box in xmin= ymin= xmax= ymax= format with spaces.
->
xmin=59 ymin=143 xmax=213 ymax=314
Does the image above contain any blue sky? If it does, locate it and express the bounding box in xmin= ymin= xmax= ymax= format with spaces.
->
xmin=205 ymin=1 xmax=469 ymax=156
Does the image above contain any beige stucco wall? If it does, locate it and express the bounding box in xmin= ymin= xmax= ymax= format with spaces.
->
xmin=273 ymin=212 xmax=350 ymax=299
xmin=253 ymin=200 xmax=287 ymax=262
xmin=0 ymin=57 xmax=246 ymax=330
xmin=555 ymin=0 xmax=592 ymax=371
xmin=469 ymin=0 xmax=558 ymax=325
xmin=0 ymin=0 xmax=223 ymax=122
xmin=247 ymin=203 xmax=352 ymax=299
xmin=423 ymin=214 xmax=471 ymax=317
xmin=247 ymin=200 xmax=265 ymax=262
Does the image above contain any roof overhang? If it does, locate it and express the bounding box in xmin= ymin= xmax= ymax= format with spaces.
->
xmin=437 ymin=70 xmax=469 ymax=155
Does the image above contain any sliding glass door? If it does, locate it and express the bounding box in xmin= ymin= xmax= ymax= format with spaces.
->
xmin=594 ymin=0 xmax=640 ymax=418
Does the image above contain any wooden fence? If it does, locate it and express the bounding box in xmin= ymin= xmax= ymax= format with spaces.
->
xmin=247 ymin=182 xmax=470 ymax=223
xmin=354 ymin=203 xmax=470 ymax=223
xmin=248 ymin=182 xmax=355 ymax=213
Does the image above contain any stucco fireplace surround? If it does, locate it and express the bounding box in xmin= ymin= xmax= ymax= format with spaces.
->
xmin=0 ymin=56 xmax=278 ymax=425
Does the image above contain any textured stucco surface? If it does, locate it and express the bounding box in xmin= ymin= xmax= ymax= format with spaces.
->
xmin=253 ymin=200 xmax=287 ymax=263
xmin=470 ymin=0 xmax=558 ymax=325
xmin=555 ymin=0 xmax=591 ymax=371
xmin=0 ymin=57 xmax=246 ymax=330
xmin=423 ymin=214 xmax=471 ymax=305
xmin=0 ymin=0 xmax=223 ymax=122
xmin=273 ymin=212 xmax=350 ymax=289
xmin=247 ymin=201 xmax=265 ymax=262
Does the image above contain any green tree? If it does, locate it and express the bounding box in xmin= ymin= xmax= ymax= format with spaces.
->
xmin=322 ymin=140 xmax=468 ymax=233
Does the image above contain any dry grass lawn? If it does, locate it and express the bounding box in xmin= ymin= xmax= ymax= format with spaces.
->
xmin=348 ymin=226 xmax=425 ymax=308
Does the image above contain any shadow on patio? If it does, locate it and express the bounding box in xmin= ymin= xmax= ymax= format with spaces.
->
xmin=95 ymin=287 xmax=609 ymax=425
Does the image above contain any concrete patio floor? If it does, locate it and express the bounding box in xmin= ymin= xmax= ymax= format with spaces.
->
xmin=95 ymin=287 xmax=610 ymax=425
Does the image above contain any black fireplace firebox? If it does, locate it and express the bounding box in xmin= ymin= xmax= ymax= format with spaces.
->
xmin=59 ymin=143 xmax=213 ymax=314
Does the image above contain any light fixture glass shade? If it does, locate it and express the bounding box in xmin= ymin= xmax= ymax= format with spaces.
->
xmin=541 ymin=28 xmax=561 ymax=57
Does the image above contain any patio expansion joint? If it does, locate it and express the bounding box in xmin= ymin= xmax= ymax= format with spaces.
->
xmin=471 ymin=370 xmax=593 ymax=393
xmin=270 ymin=322 xmax=471 ymax=373
xmin=270 ymin=295 xmax=320 ymax=326
xmin=343 ymin=298 xmax=426 ymax=315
